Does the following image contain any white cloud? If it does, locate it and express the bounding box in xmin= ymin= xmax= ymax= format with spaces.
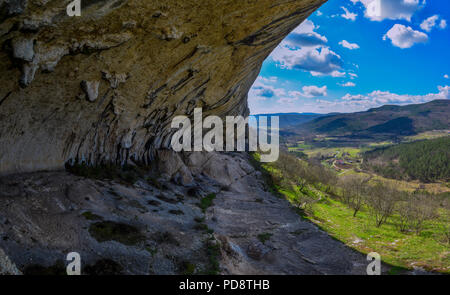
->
xmin=277 ymin=97 xmax=297 ymax=104
xmin=340 ymin=82 xmax=356 ymax=87
xmin=305 ymin=85 xmax=450 ymax=113
xmin=301 ymin=85 xmax=328 ymax=97
xmin=341 ymin=6 xmax=357 ymax=21
xmin=248 ymin=76 xmax=286 ymax=102
xmin=444 ymin=74 xmax=449 ymax=79
xmin=250 ymin=86 xmax=449 ymax=115
xmin=317 ymin=11 xmax=323 ymax=16
xmin=288 ymin=91 xmax=303 ymax=98
xmin=248 ymin=77 xmax=329 ymax=108
xmin=383 ymin=24 xmax=428 ymax=49
xmin=276 ymin=90 xmax=312 ymax=104
xmin=342 ymin=94 xmax=365 ymax=100
xmin=419 ymin=15 xmax=447 ymax=32
xmin=352 ymin=0 xmax=424 ymax=22
xmin=339 ymin=40 xmax=360 ymax=50
xmin=286 ymin=20 xmax=328 ymax=47
xmin=330 ymin=71 xmax=347 ymax=77
xmin=349 ymin=73 xmax=358 ymax=79
xmin=259 ymin=76 xmax=278 ymax=83
xmin=341 ymin=85 xmax=449 ymax=105
xmin=420 ymin=15 xmax=439 ymax=32
xmin=310 ymin=70 xmax=347 ymax=77
xmin=270 ymin=44 xmax=344 ymax=76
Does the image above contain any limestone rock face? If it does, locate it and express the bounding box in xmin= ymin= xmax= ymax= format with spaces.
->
xmin=0 ymin=152 xmax=375 ymax=275
xmin=0 ymin=0 xmax=326 ymax=175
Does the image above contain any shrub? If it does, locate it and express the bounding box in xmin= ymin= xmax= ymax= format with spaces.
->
xmin=198 ymin=193 xmax=216 ymax=213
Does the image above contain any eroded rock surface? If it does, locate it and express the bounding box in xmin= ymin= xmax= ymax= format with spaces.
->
xmin=0 ymin=0 xmax=326 ymax=175
xmin=0 ymin=151 xmax=390 ymax=275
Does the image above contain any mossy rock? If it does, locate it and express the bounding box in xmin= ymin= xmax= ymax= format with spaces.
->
xmin=82 ymin=211 xmax=103 ymax=221
xmin=257 ymin=232 xmax=272 ymax=244
xmin=180 ymin=261 xmax=196 ymax=275
xmin=88 ymin=221 xmax=145 ymax=246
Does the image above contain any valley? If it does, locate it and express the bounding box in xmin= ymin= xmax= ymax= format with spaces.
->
xmin=255 ymin=100 xmax=450 ymax=273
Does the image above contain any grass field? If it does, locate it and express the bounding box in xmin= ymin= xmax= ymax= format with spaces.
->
xmin=303 ymin=147 xmax=361 ymax=159
xmin=339 ymin=170 xmax=450 ymax=194
xmin=310 ymin=198 xmax=450 ymax=273
xmin=404 ymin=130 xmax=449 ymax=142
xmin=288 ymin=141 xmax=312 ymax=151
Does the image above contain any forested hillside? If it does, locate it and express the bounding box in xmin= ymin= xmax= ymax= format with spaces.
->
xmin=363 ymin=136 xmax=450 ymax=182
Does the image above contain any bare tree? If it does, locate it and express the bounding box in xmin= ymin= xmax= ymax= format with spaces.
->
xmin=339 ymin=175 xmax=371 ymax=217
xmin=395 ymin=200 xmax=414 ymax=233
xmin=406 ymin=194 xmax=439 ymax=234
xmin=366 ymin=182 xmax=398 ymax=227
xmin=275 ymin=152 xmax=308 ymax=190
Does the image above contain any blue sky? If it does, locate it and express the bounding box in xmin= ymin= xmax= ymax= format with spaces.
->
xmin=249 ymin=0 xmax=450 ymax=114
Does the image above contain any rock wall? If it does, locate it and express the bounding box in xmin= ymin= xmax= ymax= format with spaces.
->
xmin=0 ymin=0 xmax=326 ymax=175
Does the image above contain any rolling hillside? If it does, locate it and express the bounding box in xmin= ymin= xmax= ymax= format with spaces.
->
xmin=288 ymin=100 xmax=450 ymax=139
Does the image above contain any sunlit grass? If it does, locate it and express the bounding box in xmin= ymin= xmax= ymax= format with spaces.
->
xmin=310 ymin=198 xmax=450 ymax=273
xmin=404 ymin=130 xmax=450 ymax=142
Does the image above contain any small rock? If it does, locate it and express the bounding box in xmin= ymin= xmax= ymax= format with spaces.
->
xmin=158 ymin=26 xmax=182 ymax=41
xmin=20 ymin=63 xmax=38 ymax=87
xmin=80 ymin=80 xmax=100 ymax=102
xmin=12 ymin=37 xmax=34 ymax=62
xmin=122 ymin=20 xmax=137 ymax=29
xmin=152 ymin=11 xmax=167 ymax=18
xmin=101 ymin=71 xmax=128 ymax=89
xmin=247 ymin=241 xmax=271 ymax=260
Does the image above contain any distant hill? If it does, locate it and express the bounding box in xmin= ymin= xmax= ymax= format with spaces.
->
xmin=251 ymin=113 xmax=327 ymax=129
xmin=288 ymin=100 xmax=450 ymax=138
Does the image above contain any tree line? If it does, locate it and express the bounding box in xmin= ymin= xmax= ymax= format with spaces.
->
xmin=268 ymin=151 xmax=448 ymax=237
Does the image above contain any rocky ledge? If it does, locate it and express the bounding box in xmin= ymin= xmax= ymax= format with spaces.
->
xmin=0 ymin=151 xmax=381 ymax=275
